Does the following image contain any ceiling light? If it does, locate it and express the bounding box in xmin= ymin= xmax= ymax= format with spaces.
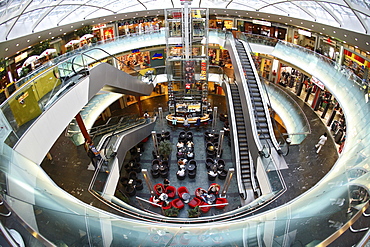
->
xmin=355 ymin=38 xmax=358 ymax=41
xmin=268 ymin=15 xmax=270 ymax=18
xmin=366 ymin=42 xmax=369 ymax=45
xmin=38 ymin=36 xmax=41 ymax=38
xmin=5 ymin=48 xmax=8 ymax=51
xmin=71 ymin=26 xmax=73 ymax=28
xmin=92 ymin=21 xmax=95 ymax=23
xmin=235 ymin=11 xmax=238 ymax=13
xmin=40 ymin=41 xmax=42 ymax=44
xmin=27 ymin=40 xmax=30 ymax=42
xmin=355 ymin=46 xmax=358 ymax=48
xmin=279 ymin=17 xmax=281 ymax=19
xmin=114 ymin=16 xmax=117 ymax=18
xmin=322 ymin=28 xmax=325 ymax=30
xmin=301 ymin=22 xmax=303 ymax=24
xmin=103 ymin=18 xmax=106 ymax=20
xmin=320 ymin=32 xmax=323 ymax=35
xmin=28 ymin=46 xmax=31 ymax=48
xmin=343 ymin=41 xmax=346 ymax=43
xmin=312 ymin=25 xmax=314 ymax=27
xmin=285 ymin=23 xmax=287 ymax=25
xmin=63 ymin=33 xmax=66 ymax=35
xmin=257 ymin=14 xmax=259 ymax=16
xmin=60 ymin=29 xmax=63 ymax=32
xmin=333 ymin=31 xmax=336 ymax=33
xmin=290 ymin=20 xmax=292 ymax=22
xmin=82 ymin=23 xmax=84 ymax=25
xmin=224 ymin=10 xmax=226 ymax=12
xmin=49 ymin=32 xmax=52 ymax=34
xmin=51 ymin=37 xmax=54 ymax=39
xmin=74 ymin=30 xmax=77 ymax=31
xmin=17 ymin=51 xmax=20 ymax=54
xmin=5 ymin=57 xmax=8 ymax=60
xmin=344 ymin=34 xmax=347 ymax=37
xmin=16 ymin=43 xmax=19 ymax=46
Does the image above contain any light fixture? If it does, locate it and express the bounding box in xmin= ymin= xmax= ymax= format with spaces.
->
xmin=82 ymin=23 xmax=84 ymax=25
xmin=5 ymin=48 xmax=8 ymax=51
xmin=343 ymin=41 xmax=346 ymax=43
xmin=27 ymin=40 xmax=30 ymax=42
xmin=92 ymin=21 xmax=95 ymax=23
xmin=355 ymin=46 xmax=358 ymax=48
xmin=103 ymin=18 xmax=106 ymax=20
xmin=312 ymin=25 xmax=314 ymax=27
xmin=322 ymin=28 xmax=325 ymax=30
xmin=28 ymin=46 xmax=31 ymax=48
xmin=74 ymin=29 xmax=77 ymax=31
xmin=333 ymin=31 xmax=336 ymax=33
xmin=38 ymin=36 xmax=41 ymax=38
xmin=51 ymin=37 xmax=54 ymax=39
xmin=290 ymin=19 xmax=292 ymax=22
xmin=344 ymin=34 xmax=347 ymax=37
xmin=71 ymin=26 xmax=73 ymax=28
xmin=16 ymin=43 xmax=19 ymax=46
xmin=301 ymin=22 xmax=303 ymax=24
xmin=49 ymin=32 xmax=52 ymax=34
xmin=355 ymin=38 xmax=358 ymax=41
xmin=366 ymin=42 xmax=369 ymax=45
xmin=63 ymin=33 xmax=66 ymax=35
xmin=279 ymin=17 xmax=281 ymax=19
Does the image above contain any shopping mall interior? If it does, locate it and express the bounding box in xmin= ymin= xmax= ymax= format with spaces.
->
xmin=0 ymin=0 xmax=369 ymax=246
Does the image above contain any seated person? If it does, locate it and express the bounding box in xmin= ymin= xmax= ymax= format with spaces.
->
xmin=186 ymin=140 xmax=194 ymax=147
xmin=178 ymin=159 xmax=186 ymax=166
xmin=208 ymin=184 xmax=220 ymax=195
xmin=177 ymin=168 xmax=186 ymax=177
xmin=177 ymin=141 xmax=184 ymax=149
xmin=152 ymin=195 xmax=160 ymax=204
xmin=186 ymin=151 xmax=194 ymax=159
xmin=159 ymin=193 xmax=168 ymax=201
xmin=155 ymin=184 xmax=164 ymax=194
xmin=208 ymin=168 xmax=218 ymax=178
xmin=195 ymin=117 xmax=201 ymax=127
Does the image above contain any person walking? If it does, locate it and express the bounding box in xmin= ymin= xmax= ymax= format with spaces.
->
xmin=315 ymin=133 xmax=328 ymax=154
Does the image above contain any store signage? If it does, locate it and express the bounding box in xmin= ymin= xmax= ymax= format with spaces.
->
xmin=15 ymin=52 xmax=28 ymax=63
xmin=311 ymin=76 xmax=324 ymax=90
xmin=92 ymin=24 xmax=106 ymax=30
xmin=298 ymin=29 xmax=311 ymax=37
xmin=252 ymin=20 xmax=271 ymax=27
xmin=172 ymin=12 xmax=182 ymax=18
xmin=200 ymin=60 xmax=207 ymax=80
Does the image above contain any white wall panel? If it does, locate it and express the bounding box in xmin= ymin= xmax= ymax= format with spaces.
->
xmin=14 ymin=78 xmax=90 ymax=164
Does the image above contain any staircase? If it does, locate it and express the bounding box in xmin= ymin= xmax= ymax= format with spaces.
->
xmin=229 ymin=82 xmax=253 ymax=191
xmin=235 ymin=40 xmax=271 ymax=143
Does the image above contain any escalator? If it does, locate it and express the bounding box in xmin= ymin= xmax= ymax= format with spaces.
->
xmin=235 ymin=40 xmax=273 ymax=150
xmin=229 ymin=82 xmax=253 ymax=192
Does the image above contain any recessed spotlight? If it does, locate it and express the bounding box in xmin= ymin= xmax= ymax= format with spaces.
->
xmin=5 ymin=57 xmax=8 ymax=60
xmin=16 ymin=51 xmax=20 ymax=54
xmin=235 ymin=11 xmax=238 ymax=13
xmin=238 ymin=15 xmax=241 ymax=17
xmin=49 ymin=32 xmax=52 ymax=34
xmin=16 ymin=43 xmax=19 ymax=46
xmin=27 ymin=40 xmax=30 ymax=42
xmin=114 ymin=16 xmax=117 ymax=18
xmin=333 ymin=31 xmax=336 ymax=33
xmin=28 ymin=46 xmax=31 ymax=48
xmin=40 ymin=41 xmax=43 ymax=44
xmin=320 ymin=32 xmax=323 ymax=34
xmin=60 ymin=29 xmax=62 ymax=31
xmin=367 ymin=51 xmax=370 ymax=54
xmin=5 ymin=48 xmax=8 ymax=51
xmin=344 ymin=34 xmax=347 ymax=37
xmin=355 ymin=46 xmax=358 ymax=48
xmin=103 ymin=18 xmax=106 ymax=20
xmin=322 ymin=28 xmax=325 ymax=30
xmin=343 ymin=41 xmax=346 ymax=43
xmin=82 ymin=23 xmax=84 ymax=25
xmin=268 ymin=15 xmax=270 ymax=18
xmin=290 ymin=19 xmax=292 ymax=22
xmin=125 ymin=15 xmax=127 ymax=17
xmin=257 ymin=14 xmax=259 ymax=16
xmin=71 ymin=26 xmax=73 ymax=28
xmin=92 ymin=21 xmax=95 ymax=23
xmin=312 ymin=25 xmax=314 ymax=27
xmin=301 ymin=22 xmax=303 ymax=24
xmin=355 ymin=38 xmax=358 ymax=41
xmin=74 ymin=29 xmax=77 ymax=31
xmin=285 ymin=23 xmax=288 ymax=25
xmin=38 ymin=36 xmax=41 ymax=38
xmin=366 ymin=42 xmax=369 ymax=45
xmin=63 ymin=33 xmax=66 ymax=35
xmin=51 ymin=37 xmax=54 ymax=39
xmin=279 ymin=17 xmax=281 ymax=19
xmin=224 ymin=10 xmax=226 ymax=12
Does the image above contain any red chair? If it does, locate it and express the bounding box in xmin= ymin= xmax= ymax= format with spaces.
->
xmin=165 ymin=186 xmax=176 ymax=198
xmin=195 ymin=187 xmax=207 ymax=198
xmin=199 ymin=201 xmax=211 ymax=213
xmin=149 ymin=196 xmax=163 ymax=207
xmin=162 ymin=202 xmax=172 ymax=210
xmin=154 ymin=183 xmax=165 ymax=195
xmin=177 ymin=186 xmax=189 ymax=199
xmin=215 ymin=197 xmax=228 ymax=209
xmin=171 ymin=198 xmax=185 ymax=210
xmin=208 ymin=183 xmax=221 ymax=195
xmin=188 ymin=197 xmax=202 ymax=208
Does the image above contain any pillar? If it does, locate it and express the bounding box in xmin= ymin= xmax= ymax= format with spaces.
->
xmin=75 ymin=113 xmax=92 ymax=144
xmin=304 ymin=87 xmax=312 ymax=102
xmin=311 ymin=88 xmax=322 ymax=110
xmin=119 ymin=97 xmax=126 ymax=109
xmin=296 ymin=75 xmax=304 ymax=97
xmin=136 ymin=95 xmax=143 ymax=116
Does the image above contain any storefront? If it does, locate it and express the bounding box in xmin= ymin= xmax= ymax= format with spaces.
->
xmin=117 ymin=17 xmax=162 ymax=36
xmin=92 ymin=24 xmax=115 ymax=41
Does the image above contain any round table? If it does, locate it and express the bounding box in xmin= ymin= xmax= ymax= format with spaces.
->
xmin=182 ymin=193 xmax=191 ymax=203
xmin=152 ymin=164 xmax=159 ymax=171
xmin=207 ymin=194 xmax=216 ymax=204
xmin=187 ymin=163 xmax=196 ymax=171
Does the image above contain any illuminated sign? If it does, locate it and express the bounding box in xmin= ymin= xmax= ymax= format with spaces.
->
xmin=252 ymin=20 xmax=271 ymax=27
xmin=298 ymin=29 xmax=311 ymax=37
xmin=200 ymin=60 xmax=207 ymax=80
xmin=92 ymin=24 xmax=107 ymax=30
xmin=15 ymin=52 xmax=28 ymax=63
xmin=311 ymin=76 xmax=324 ymax=90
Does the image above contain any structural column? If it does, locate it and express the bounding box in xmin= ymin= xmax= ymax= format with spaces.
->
xmin=75 ymin=113 xmax=92 ymax=144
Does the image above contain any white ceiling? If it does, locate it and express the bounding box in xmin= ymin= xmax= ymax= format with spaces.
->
xmin=0 ymin=0 xmax=369 ymax=57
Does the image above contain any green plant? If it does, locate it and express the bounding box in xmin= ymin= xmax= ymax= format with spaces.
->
xmin=31 ymin=40 xmax=50 ymax=56
xmin=158 ymin=140 xmax=172 ymax=159
xmin=164 ymin=207 xmax=179 ymax=217
xmin=187 ymin=206 xmax=200 ymax=218
xmin=75 ymin=26 xmax=93 ymax=37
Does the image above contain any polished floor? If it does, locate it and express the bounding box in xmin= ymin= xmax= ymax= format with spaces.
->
xmin=41 ymin=85 xmax=366 ymax=245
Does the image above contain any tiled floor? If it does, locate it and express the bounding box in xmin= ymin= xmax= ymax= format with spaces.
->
xmin=41 ymin=89 xmax=339 ymax=219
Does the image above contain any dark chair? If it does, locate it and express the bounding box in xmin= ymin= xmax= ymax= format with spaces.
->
xmin=208 ymin=172 xmax=217 ymax=181
xmin=160 ymin=168 xmax=169 ymax=178
xmin=150 ymin=196 xmax=163 ymax=207
xmin=206 ymin=158 xmax=215 ymax=170
xmin=207 ymin=150 xmax=215 ymax=159
xmin=188 ymin=159 xmax=197 ymax=170
xmin=164 ymin=131 xmax=170 ymax=140
xmin=179 ymin=132 xmax=186 ymax=142
xmin=186 ymin=132 xmax=193 ymax=141
xmin=120 ymin=177 xmax=129 ymax=186
xmin=188 ymin=170 xmax=196 ymax=179
xmin=162 ymin=201 xmax=172 ymax=210
xmin=133 ymin=163 xmax=142 ymax=173
xmin=188 ymin=197 xmax=202 ymax=208
xmin=217 ymin=159 xmax=225 ymax=171
xmin=165 ymin=186 xmax=176 ymax=198
xmin=135 ymin=179 xmax=143 ymax=190
xmin=218 ymin=170 xmax=227 ymax=180
xmin=151 ymin=169 xmax=160 ymax=178
xmin=171 ymin=198 xmax=185 ymax=210
xmin=124 ymin=185 xmax=136 ymax=197
xmin=177 ymin=171 xmax=186 ymax=180
xmin=128 ymin=171 xmax=137 ymax=180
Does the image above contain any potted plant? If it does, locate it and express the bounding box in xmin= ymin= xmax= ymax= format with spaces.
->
xmin=158 ymin=140 xmax=172 ymax=160
xmin=164 ymin=207 xmax=179 ymax=217
xmin=187 ymin=206 xmax=201 ymax=218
